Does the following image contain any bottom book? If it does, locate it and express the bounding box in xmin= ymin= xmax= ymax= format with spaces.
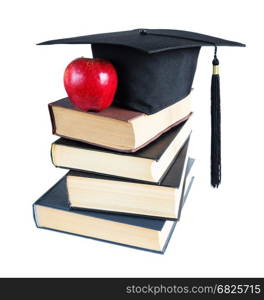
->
xmin=33 ymin=159 xmax=194 ymax=253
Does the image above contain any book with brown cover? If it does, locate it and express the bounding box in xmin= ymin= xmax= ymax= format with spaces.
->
xmin=48 ymin=95 xmax=192 ymax=152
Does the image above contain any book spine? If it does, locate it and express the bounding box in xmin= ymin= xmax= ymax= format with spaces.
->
xmin=50 ymin=143 xmax=57 ymax=167
xmin=48 ymin=104 xmax=56 ymax=135
xmin=32 ymin=204 xmax=40 ymax=228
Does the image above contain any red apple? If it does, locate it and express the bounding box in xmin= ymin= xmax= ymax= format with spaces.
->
xmin=63 ymin=57 xmax=118 ymax=111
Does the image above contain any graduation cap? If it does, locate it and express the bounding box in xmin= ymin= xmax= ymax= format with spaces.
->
xmin=38 ymin=28 xmax=245 ymax=187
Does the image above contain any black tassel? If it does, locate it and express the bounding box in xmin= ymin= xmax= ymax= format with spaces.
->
xmin=211 ymin=46 xmax=221 ymax=187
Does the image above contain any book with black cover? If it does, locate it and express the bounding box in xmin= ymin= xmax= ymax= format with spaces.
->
xmin=33 ymin=158 xmax=194 ymax=253
xmin=51 ymin=117 xmax=192 ymax=182
xmin=67 ymin=138 xmax=190 ymax=219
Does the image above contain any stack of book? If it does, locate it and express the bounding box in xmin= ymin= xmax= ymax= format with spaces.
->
xmin=33 ymin=93 xmax=195 ymax=253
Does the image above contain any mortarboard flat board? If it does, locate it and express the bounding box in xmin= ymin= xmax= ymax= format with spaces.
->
xmin=38 ymin=29 xmax=245 ymax=187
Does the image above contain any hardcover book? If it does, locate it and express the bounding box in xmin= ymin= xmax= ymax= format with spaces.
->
xmin=48 ymin=94 xmax=192 ymax=152
xmin=33 ymin=158 xmax=194 ymax=253
xmin=51 ymin=117 xmax=192 ymax=182
xmin=67 ymin=138 xmax=190 ymax=219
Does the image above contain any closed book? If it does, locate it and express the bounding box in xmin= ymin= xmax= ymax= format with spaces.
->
xmin=51 ymin=117 xmax=192 ymax=182
xmin=48 ymin=94 xmax=192 ymax=152
xmin=33 ymin=158 xmax=194 ymax=253
xmin=67 ymin=138 xmax=190 ymax=219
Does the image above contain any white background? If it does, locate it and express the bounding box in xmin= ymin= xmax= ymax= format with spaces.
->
xmin=0 ymin=0 xmax=263 ymax=277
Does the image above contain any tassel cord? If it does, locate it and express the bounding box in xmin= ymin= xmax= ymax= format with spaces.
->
xmin=211 ymin=46 xmax=221 ymax=187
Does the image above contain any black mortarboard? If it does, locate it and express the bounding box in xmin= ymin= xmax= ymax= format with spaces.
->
xmin=38 ymin=28 xmax=245 ymax=187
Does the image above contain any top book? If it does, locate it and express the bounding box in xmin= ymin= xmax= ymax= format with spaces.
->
xmin=49 ymin=93 xmax=192 ymax=152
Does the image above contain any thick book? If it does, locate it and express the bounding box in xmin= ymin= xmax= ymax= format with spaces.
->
xmin=48 ymin=94 xmax=192 ymax=152
xmin=51 ymin=117 xmax=192 ymax=183
xmin=33 ymin=158 xmax=194 ymax=253
xmin=67 ymin=138 xmax=190 ymax=219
